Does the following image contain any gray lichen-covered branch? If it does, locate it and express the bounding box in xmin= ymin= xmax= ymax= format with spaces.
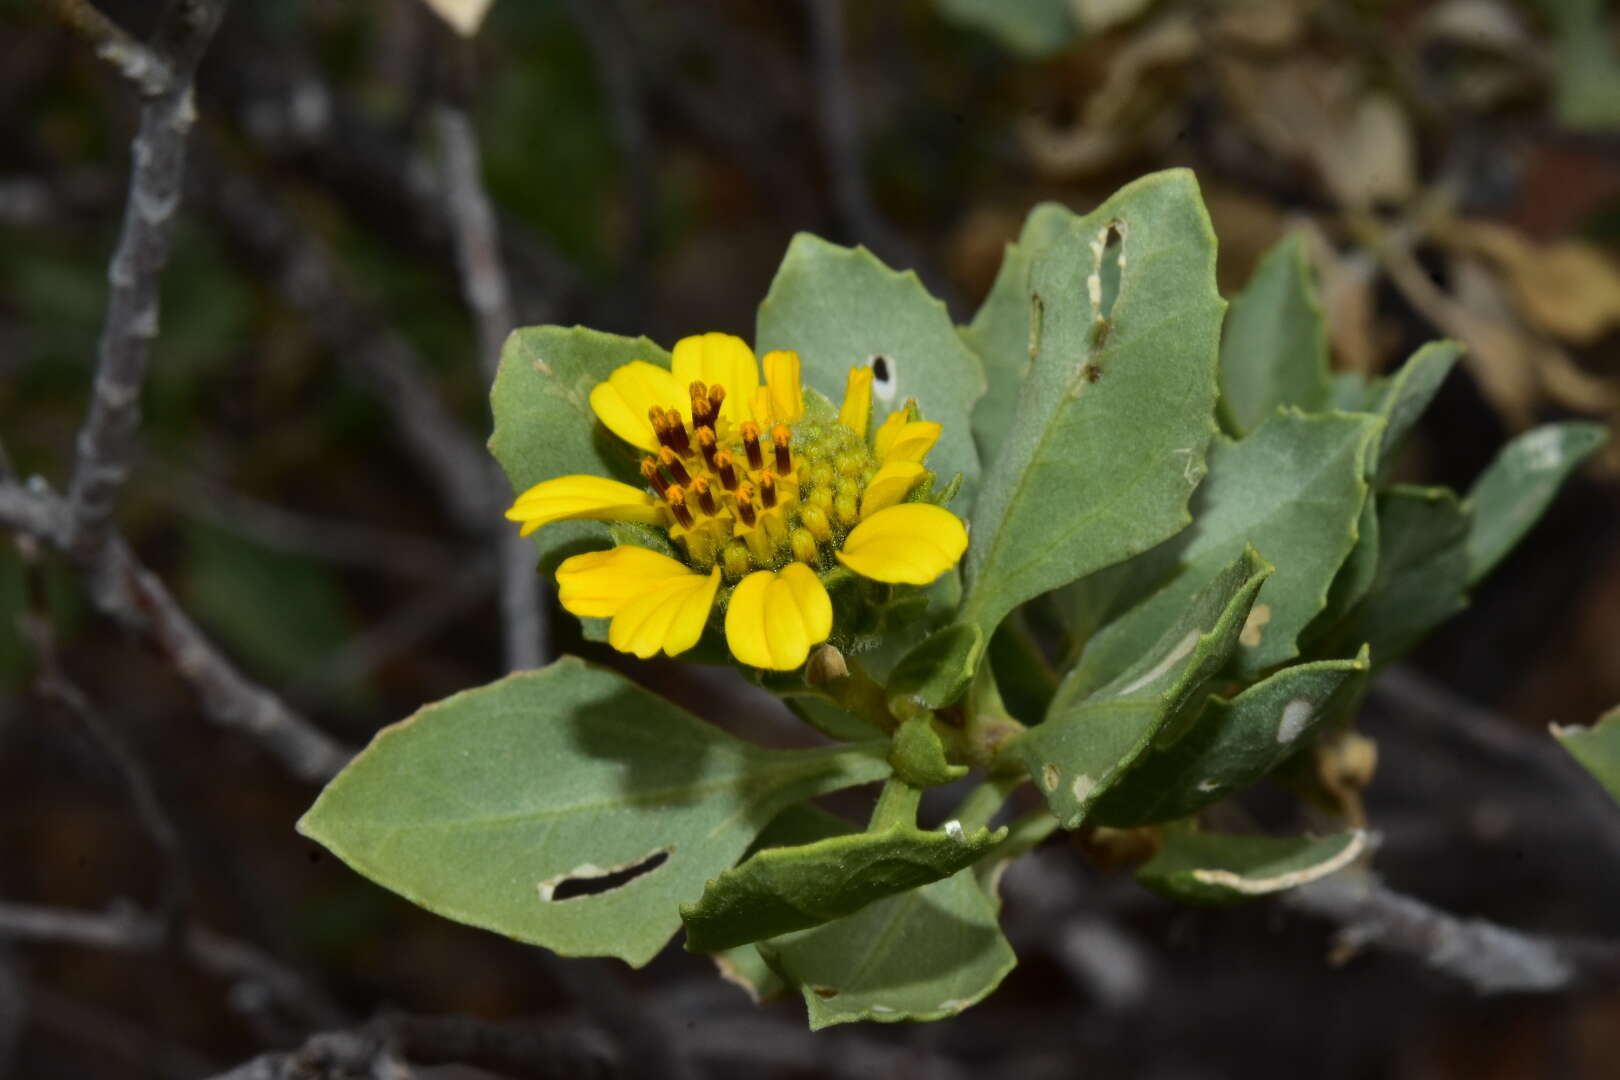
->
xmin=65 ymin=0 xmax=230 ymax=564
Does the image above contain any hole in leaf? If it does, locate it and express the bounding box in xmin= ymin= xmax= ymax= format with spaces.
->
xmin=539 ymin=849 xmax=670 ymax=902
xmin=1095 ymin=222 xmax=1125 ymax=322
xmin=869 ymin=354 xmax=898 ymax=404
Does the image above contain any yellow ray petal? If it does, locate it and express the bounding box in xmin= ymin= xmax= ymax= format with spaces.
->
xmin=761 ymin=350 xmax=804 ymax=424
xmin=725 ymin=563 xmax=833 ymax=670
xmin=872 ymin=410 xmax=909 ymax=460
xmin=589 ymin=361 xmax=681 ymax=452
xmin=671 ymin=333 xmax=759 ymax=426
xmin=607 ymin=566 xmax=721 ymax=659
xmin=859 ymin=460 xmax=926 ymax=519
xmin=836 ymin=503 xmax=968 ymax=585
xmin=877 ymin=420 xmax=941 ymax=465
xmin=838 ymin=366 xmax=873 ymax=438
xmin=555 ymin=545 xmax=695 ymax=618
xmin=506 ymin=474 xmax=664 ymax=536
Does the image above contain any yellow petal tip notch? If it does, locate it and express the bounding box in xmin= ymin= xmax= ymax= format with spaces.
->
xmin=724 ymin=563 xmax=833 ymax=670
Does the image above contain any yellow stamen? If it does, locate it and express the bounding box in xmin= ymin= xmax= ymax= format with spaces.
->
xmin=735 ymin=487 xmax=758 ymax=528
xmin=772 ymin=425 xmax=792 ymax=474
xmin=715 ymin=451 xmax=739 ymax=491
xmin=741 ymin=422 xmax=764 ymax=471
xmin=759 ymin=470 xmax=778 ymax=509
xmin=640 ymin=457 xmax=669 ymax=497
xmin=659 ymin=447 xmax=692 ymax=487
xmin=691 ymin=476 xmax=717 ymax=517
xmin=696 ymin=426 xmax=719 ymax=471
xmin=665 ymin=484 xmax=695 ymax=529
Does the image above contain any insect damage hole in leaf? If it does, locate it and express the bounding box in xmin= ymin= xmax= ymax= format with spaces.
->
xmin=869 ymin=354 xmax=898 ymax=406
xmin=540 ymin=849 xmax=671 ymax=902
xmin=1088 ymin=216 xmax=1127 ymax=323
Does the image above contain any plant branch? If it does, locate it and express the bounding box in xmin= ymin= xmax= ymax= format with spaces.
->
xmin=0 ymin=899 xmax=344 ymax=1030
xmin=0 ymin=478 xmax=354 ymax=782
xmin=41 ymin=0 xmax=172 ymax=95
xmin=433 ymin=99 xmax=548 ymax=670
xmin=65 ymin=0 xmax=229 ymax=563
xmin=1283 ymin=871 xmax=1620 ymax=993
xmin=206 ymin=1012 xmax=620 ymax=1080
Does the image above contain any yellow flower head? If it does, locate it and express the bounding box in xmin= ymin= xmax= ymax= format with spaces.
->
xmin=507 ymin=334 xmax=968 ymax=670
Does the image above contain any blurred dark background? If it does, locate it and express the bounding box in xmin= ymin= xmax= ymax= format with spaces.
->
xmin=2 ymin=0 xmax=1620 ymax=1076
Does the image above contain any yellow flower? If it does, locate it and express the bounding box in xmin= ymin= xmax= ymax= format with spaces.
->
xmin=510 ymin=333 xmax=969 ymax=670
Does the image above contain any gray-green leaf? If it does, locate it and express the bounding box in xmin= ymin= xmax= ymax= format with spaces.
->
xmin=1217 ymin=232 xmax=1330 ymax=436
xmin=756 ymin=235 xmax=985 ymax=509
xmin=298 ymin=658 xmax=889 ymax=967
xmin=1464 ymin=421 xmax=1608 ymax=586
xmin=1553 ymin=705 xmax=1620 ymax=806
xmin=1326 ymin=486 xmax=1471 ymax=665
xmin=1016 ymin=547 xmax=1271 ymax=828
xmin=1064 ymin=409 xmax=1380 ymax=692
xmin=1137 ymin=825 xmax=1368 ymax=905
xmin=489 ymin=327 xmax=668 ymax=571
xmin=960 ymin=202 xmax=1071 ymax=456
xmin=961 ymin=170 xmax=1224 ymax=652
xmin=758 ymin=867 xmax=1016 ymax=1028
xmin=1086 ymin=647 xmax=1371 ymax=826
xmin=681 ymin=822 xmax=1005 ymax=952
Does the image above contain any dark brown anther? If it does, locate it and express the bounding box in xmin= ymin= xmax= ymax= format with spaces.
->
xmin=772 ymin=424 xmax=792 ymax=474
xmin=665 ymin=409 xmax=691 ymax=456
xmin=691 ymin=476 xmax=717 ymax=516
xmin=659 ymin=447 xmax=692 ymax=486
xmin=640 ymin=457 xmax=669 ymax=497
xmin=689 ymin=381 xmax=710 ymax=427
xmin=741 ymin=421 xmax=764 ymax=470
xmin=759 ymin=470 xmax=778 ymax=509
xmin=735 ymin=487 xmax=757 ymax=527
xmin=648 ymin=407 xmax=672 ymax=449
xmin=708 ymin=383 xmax=726 ymax=418
xmin=715 ymin=451 xmax=739 ymax=491
xmin=665 ymin=484 xmax=695 ymax=529
xmin=696 ymin=426 xmax=719 ymax=471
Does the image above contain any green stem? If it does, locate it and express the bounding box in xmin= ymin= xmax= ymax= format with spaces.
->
xmin=948 ymin=774 xmax=1027 ymax=832
xmin=823 ymin=657 xmax=898 ymax=733
xmin=868 ymin=776 xmax=921 ymax=831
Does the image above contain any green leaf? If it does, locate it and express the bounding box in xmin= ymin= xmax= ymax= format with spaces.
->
xmin=711 ymin=802 xmax=860 ymax=1003
xmin=1553 ymin=705 xmax=1620 ymax=805
xmin=758 ymin=867 xmax=1016 ymax=1028
xmin=1085 ymin=647 xmax=1371 ymax=827
xmin=1464 ymin=421 xmax=1607 ymax=586
xmin=1016 ymin=548 xmax=1272 ymax=829
xmin=756 ymin=235 xmax=985 ymax=508
xmin=1217 ymin=232 xmax=1330 ymax=436
xmin=961 ymin=170 xmax=1224 ymax=649
xmin=885 ymin=622 xmax=984 ymax=713
xmin=681 ymin=821 xmax=1005 ymax=952
xmin=1326 ymin=486 xmax=1471 ymax=665
xmin=298 ymin=658 xmax=890 ymax=967
xmin=1137 ymin=825 xmax=1368 ymax=905
xmin=489 ymin=327 xmax=667 ymax=572
xmin=933 ymin=0 xmax=1075 ymax=57
xmin=1065 ymin=410 xmax=1381 ymax=691
xmin=1363 ymin=340 xmax=1461 ymax=481
xmin=960 ymin=202 xmax=1072 ymax=456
